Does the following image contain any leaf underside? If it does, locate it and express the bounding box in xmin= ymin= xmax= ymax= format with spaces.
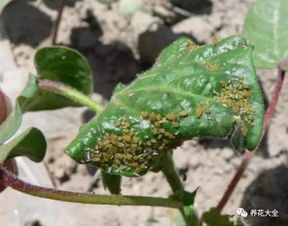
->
xmin=243 ymin=0 xmax=288 ymax=69
xmin=0 ymin=128 xmax=46 ymax=164
xmin=66 ymin=36 xmax=264 ymax=177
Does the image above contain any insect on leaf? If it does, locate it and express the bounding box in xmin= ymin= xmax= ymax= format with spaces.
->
xmin=66 ymin=36 xmax=264 ymax=177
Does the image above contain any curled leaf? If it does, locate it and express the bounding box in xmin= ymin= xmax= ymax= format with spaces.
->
xmin=0 ymin=128 xmax=46 ymax=164
xmin=101 ymin=169 xmax=122 ymax=194
xmin=66 ymin=36 xmax=264 ymax=177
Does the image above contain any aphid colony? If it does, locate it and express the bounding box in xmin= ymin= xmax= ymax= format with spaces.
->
xmin=90 ymin=111 xmax=188 ymax=176
xmin=214 ymin=77 xmax=255 ymax=133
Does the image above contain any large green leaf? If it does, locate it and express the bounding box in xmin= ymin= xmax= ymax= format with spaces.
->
xmin=0 ymin=0 xmax=12 ymax=13
xmin=243 ymin=0 xmax=288 ymax=69
xmin=66 ymin=36 xmax=264 ymax=177
xmin=0 ymin=128 xmax=46 ymax=164
xmin=24 ymin=46 xmax=94 ymax=111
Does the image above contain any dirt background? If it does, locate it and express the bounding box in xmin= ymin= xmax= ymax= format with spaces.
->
xmin=0 ymin=0 xmax=288 ymax=225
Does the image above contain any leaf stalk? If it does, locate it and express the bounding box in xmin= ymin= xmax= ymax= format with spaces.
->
xmin=38 ymin=79 xmax=104 ymax=113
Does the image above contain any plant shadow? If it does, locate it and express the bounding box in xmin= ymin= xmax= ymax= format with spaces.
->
xmin=240 ymin=164 xmax=288 ymax=226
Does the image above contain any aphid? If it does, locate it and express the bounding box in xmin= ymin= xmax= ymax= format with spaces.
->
xmin=166 ymin=112 xmax=177 ymax=121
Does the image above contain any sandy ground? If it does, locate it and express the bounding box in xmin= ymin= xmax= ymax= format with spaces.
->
xmin=0 ymin=0 xmax=288 ymax=225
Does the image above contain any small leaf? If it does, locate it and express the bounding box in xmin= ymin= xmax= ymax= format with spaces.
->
xmin=119 ymin=0 xmax=147 ymax=18
xmin=202 ymin=208 xmax=244 ymax=226
xmin=98 ymin=0 xmax=119 ymax=5
xmin=243 ymin=0 xmax=288 ymax=69
xmin=0 ymin=74 xmax=42 ymax=143
xmin=170 ymin=189 xmax=199 ymax=226
xmin=26 ymin=46 xmax=94 ymax=111
xmin=0 ymin=0 xmax=12 ymax=13
xmin=66 ymin=36 xmax=264 ymax=177
xmin=0 ymin=128 xmax=46 ymax=164
xmin=0 ymin=102 xmax=22 ymax=143
xmin=101 ymin=170 xmax=122 ymax=194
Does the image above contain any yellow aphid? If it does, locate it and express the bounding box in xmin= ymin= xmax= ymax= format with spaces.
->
xmin=166 ymin=112 xmax=177 ymax=121
xmin=179 ymin=110 xmax=188 ymax=117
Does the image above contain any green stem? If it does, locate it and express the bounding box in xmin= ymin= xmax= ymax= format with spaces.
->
xmin=38 ymin=79 xmax=104 ymax=113
xmin=162 ymin=152 xmax=192 ymax=225
xmin=0 ymin=166 xmax=182 ymax=209
xmin=161 ymin=151 xmax=184 ymax=193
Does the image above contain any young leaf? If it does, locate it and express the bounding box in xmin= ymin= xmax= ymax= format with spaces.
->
xmin=24 ymin=46 xmax=94 ymax=111
xmin=243 ymin=0 xmax=288 ymax=69
xmin=0 ymin=127 xmax=46 ymax=164
xmin=0 ymin=102 xmax=22 ymax=144
xmin=101 ymin=169 xmax=122 ymax=194
xmin=202 ymin=208 xmax=244 ymax=226
xmin=0 ymin=74 xmax=45 ymax=143
xmin=0 ymin=0 xmax=12 ymax=14
xmin=66 ymin=36 xmax=264 ymax=177
xmin=170 ymin=189 xmax=199 ymax=226
xmin=98 ymin=0 xmax=119 ymax=5
xmin=119 ymin=0 xmax=146 ymax=18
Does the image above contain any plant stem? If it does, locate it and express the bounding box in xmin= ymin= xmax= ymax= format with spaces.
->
xmin=162 ymin=152 xmax=194 ymax=225
xmin=38 ymin=79 xmax=104 ymax=113
xmin=161 ymin=151 xmax=184 ymax=193
xmin=51 ymin=0 xmax=68 ymax=45
xmin=0 ymin=166 xmax=182 ymax=209
xmin=217 ymin=63 xmax=286 ymax=212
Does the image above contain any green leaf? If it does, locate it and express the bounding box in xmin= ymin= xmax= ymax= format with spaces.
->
xmin=0 ymin=102 xmax=22 ymax=144
xmin=0 ymin=75 xmax=41 ymax=143
xmin=170 ymin=189 xmax=199 ymax=226
xmin=243 ymin=0 xmax=288 ymax=69
xmin=202 ymin=208 xmax=244 ymax=226
xmin=101 ymin=170 xmax=122 ymax=194
xmin=119 ymin=0 xmax=146 ymax=18
xmin=66 ymin=36 xmax=264 ymax=177
xmin=0 ymin=0 xmax=12 ymax=13
xmin=0 ymin=128 xmax=46 ymax=164
xmin=25 ymin=46 xmax=94 ymax=111
xmin=98 ymin=0 xmax=119 ymax=5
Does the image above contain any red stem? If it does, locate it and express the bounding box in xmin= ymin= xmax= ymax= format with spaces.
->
xmin=51 ymin=0 xmax=68 ymax=45
xmin=217 ymin=63 xmax=286 ymax=212
xmin=0 ymin=166 xmax=182 ymax=208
